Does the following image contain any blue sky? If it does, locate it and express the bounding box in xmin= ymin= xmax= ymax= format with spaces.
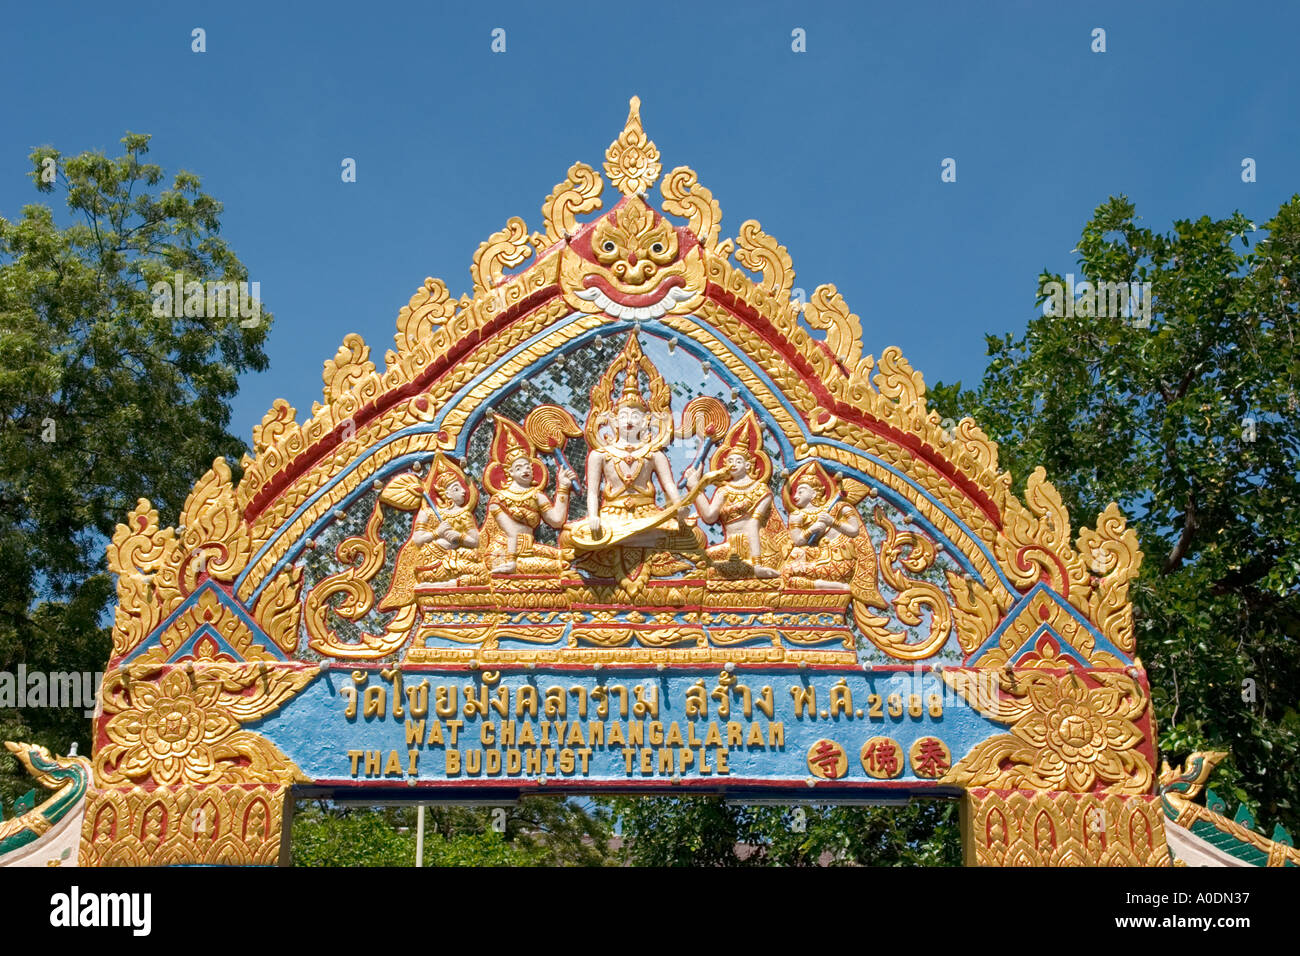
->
xmin=4 ymin=0 xmax=1298 ymax=450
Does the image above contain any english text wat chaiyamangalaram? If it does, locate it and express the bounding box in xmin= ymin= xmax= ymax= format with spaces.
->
xmin=3 ymin=98 xmax=1295 ymax=868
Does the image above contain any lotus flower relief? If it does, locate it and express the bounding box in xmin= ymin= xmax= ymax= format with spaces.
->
xmin=940 ymin=669 xmax=1151 ymax=794
xmin=102 ymin=670 xmax=236 ymax=786
xmin=98 ymin=663 xmax=316 ymax=787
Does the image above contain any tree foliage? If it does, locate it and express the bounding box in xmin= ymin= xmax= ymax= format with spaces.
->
xmin=0 ymin=134 xmax=271 ymax=803
xmin=606 ymin=797 xmax=960 ymax=866
xmin=291 ymin=797 xmax=615 ymax=867
xmin=931 ymin=194 xmax=1300 ymax=835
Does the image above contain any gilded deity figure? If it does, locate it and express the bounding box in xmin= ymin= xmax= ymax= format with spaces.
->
xmin=570 ymin=333 xmax=704 ymax=583
xmin=584 ymin=339 xmax=683 ymax=541
xmin=685 ymin=411 xmax=787 ymax=579
xmin=482 ymin=414 xmax=575 ymax=574
xmin=378 ymin=455 xmax=486 ymax=612
xmin=782 ymin=460 xmax=862 ymax=591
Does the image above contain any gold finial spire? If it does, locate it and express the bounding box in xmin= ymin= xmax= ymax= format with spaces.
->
xmin=619 ymin=363 xmax=649 ymax=410
xmin=604 ymin=95 xmax=662 ymax=197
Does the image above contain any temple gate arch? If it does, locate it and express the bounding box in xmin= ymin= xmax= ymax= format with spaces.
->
xmin=73 ymin=96 xmax=1166 ymax=866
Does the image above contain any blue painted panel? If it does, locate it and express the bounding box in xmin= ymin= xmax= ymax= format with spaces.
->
xmin=247 ymin=667 xmax=1006 ymax=795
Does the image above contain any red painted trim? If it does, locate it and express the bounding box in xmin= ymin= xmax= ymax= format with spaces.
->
xmin=244 ymin=285 xmax=562 ymax=521
xmin=244 ymin=274 xmax=1003 ymax=531
xmin=705 ymin=281 xmax=1003 ymax=530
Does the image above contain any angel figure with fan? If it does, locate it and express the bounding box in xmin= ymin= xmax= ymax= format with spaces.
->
xmin=684 ymin=410 xmax=788 ymax=579
xmin=378 ymin=454 xmax=487 ymax=613
xmin=782 ymin=460 xmax=863 ymax=591
xmin=482 ymin=414 xmax=575 ymax=574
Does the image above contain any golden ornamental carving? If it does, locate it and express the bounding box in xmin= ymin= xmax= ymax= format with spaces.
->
xmin=303 ymin=497 xmax=412 ymax=659
xmin=941 ymin=669 xmax=1152 ymax=794
xmin=964 ymin=789 xmax=1170 ymax=866
xmin=97 ymin=663 xmax=316 ymax=787
xmin=179 ymin=457 xmax=251 ymax=588
xmin=996 ymin=467 xmax=1086 ymax=597
xmin=471 ymin=216 xmax=534 ymax=295
xmin=129 ymin=585 xmax=282 ymax=668
xmin=1076 ymin=502 xmax=1143 ymax=654
xmin=539 ymin=161 xmax=604 ymax=246
xmin=945 ymin=570 xmax=1003 ymax=655
xmin=850 ymin=506 xmax=952 ymax=660
xmin=604 ymin=95 xmax=661 ymax=196
xmin=660 ymin=166 xmax=721 ymax=251
xmin=252 ymin=564 xmax=304 ymax=654
xmin=108 ymin=499 xmax=182 ymax=657
xmin=802 ymin=284 xmax=863 ymax=372
xmin=321 ymin=332 xmax=377 ymax=408
xmin=81 ymin=784 xmax=288 ymax=866
xmin=733 ymin=220 xmax=794 ymax=301
xmin=394 ymin=277 xmax=458 ymax=356
xmin=252 ymin=398 xmax=297 ymax=453
xmin=872 ymin=346 xmax=927 ymax=417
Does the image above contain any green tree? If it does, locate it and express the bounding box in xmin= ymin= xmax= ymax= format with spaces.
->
xmin=0 ymin=133 xmax=271 ymax=804
xmin=931 ymin=194 xmax=1300 ymax=835
xmin=291 ymin=797 xmax=616 ymax=866
xmin=607 ymin=797 xmax=960 ymax=866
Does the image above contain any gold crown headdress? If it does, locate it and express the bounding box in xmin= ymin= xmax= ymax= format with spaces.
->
xmin=484 ymin=414 xmax=545 ymax=493
xmin=584 ymin=332 xmax=672 ymax=452
xmin=782 ymin=460 xmax=838 ymax=512
xmin=711 ymin=410 xmax=774 ymax=484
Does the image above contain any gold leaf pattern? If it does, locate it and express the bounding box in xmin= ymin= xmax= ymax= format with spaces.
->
xmin=471 ymin=216 xmax=534 ymax=296
xmin=942 ymin=669 xmax=1152 ymax=794
xmin=108 ymin=500 xmax=182 ymax=657
xmin=97 ymin=663 xmax=316 ymax=787
xmin=946 ymin=570 xmax=1003 ymax=654
xmin=1077 ymin=503 xmax=1143 ymax=654
xmin=394 ymin=277 xmax=457 ymax=356
xmin=252 ymin=399 xmax=297 ymax=453
xmin=81 ymin=784 xmax=289 ymax=866
xmin=539 ymin=162 xmax=604 ymax=246
xmin=179 ymin=458 xmax=250 ymax=586
xmin=660 ymin=166 xmax=721 ymax=250
xmin=733 ymin=220 xmax=794 ymax=300
xmin=322 ymin=333 xmax=376 ymax=406
xmin=252 ymin=565 xmax=303 ymax=655
xmin=802 ymin=284 xmax=863 ymax=370
xmin=965 ymin=789 xmax=1170 ymax=866
xmin=604 ymin=96 xmax=661 ymax=196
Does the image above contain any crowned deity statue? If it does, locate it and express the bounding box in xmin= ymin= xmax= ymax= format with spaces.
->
xmin=481 ymin=414 xmax=576 ymax=574
xmin=781 ymin=460 xmax=863 ymax=591
xmin=684 ymin=410 xmax=789 ymax=579
xmin=378 ymin=454 xmax=487 ymax=612
xmin=567 ymin=333 xmax=706 ymax=586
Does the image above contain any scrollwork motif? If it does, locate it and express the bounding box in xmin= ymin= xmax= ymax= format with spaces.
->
xmin=472 ymin=216 xmax=534 ymax=295
xmin=539 ymin=162 xmax=604 ymax=247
